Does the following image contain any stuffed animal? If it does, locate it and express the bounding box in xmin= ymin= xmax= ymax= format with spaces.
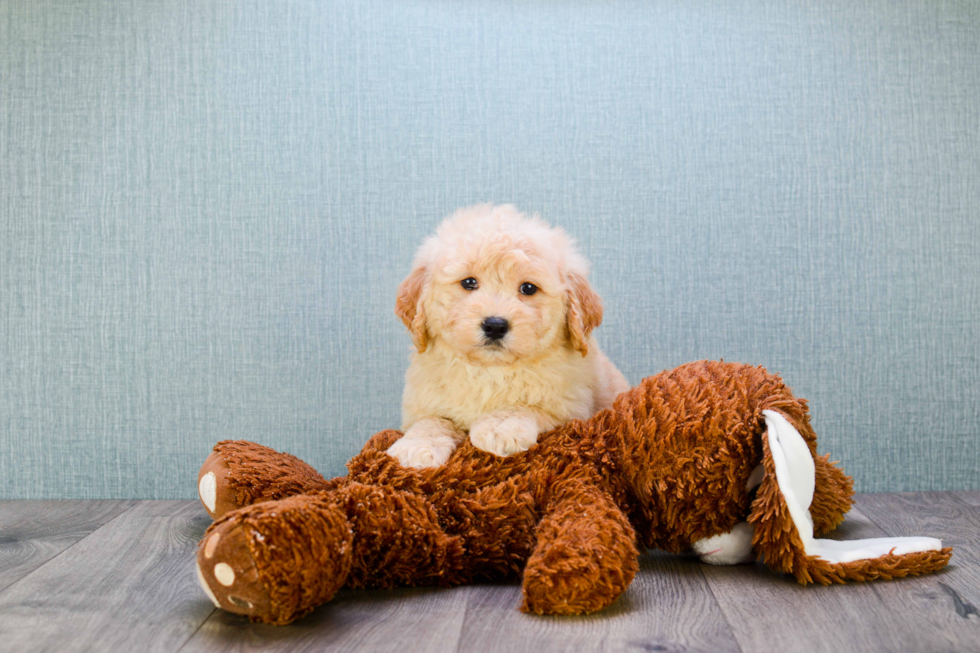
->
xmin=194 ymin=360 xmax=951 ymax=625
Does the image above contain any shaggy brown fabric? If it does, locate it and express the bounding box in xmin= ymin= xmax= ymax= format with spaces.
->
xmin=811 ymin=454 xmax=854 ymax=536
xmin=199 ymin=440 xmax=336 ymax=520
xmin=195 ymin=360 xmax=952 ymax=625
xmin=200 ymin=493 xmax=352 ymax=624
xmin=520 ymin=477 xmax=639 ymax=614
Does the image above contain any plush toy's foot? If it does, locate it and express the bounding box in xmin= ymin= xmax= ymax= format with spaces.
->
xmin=693 ymin=522 xmax=756 ymax=565
xmin=197 ymin=451 xmax=240 ymax=521
xmin=196 ymin=517 xmax=275 ymax=617
xmin=196 ymin=494 xmax=353 ymax=625
xmin=197 ymin=440 xmax=333 ymax=520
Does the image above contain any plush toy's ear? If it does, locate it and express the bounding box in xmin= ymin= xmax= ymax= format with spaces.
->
xmin=395 ymin=266 xmax=429 ymax=353
xmin=749 ymin=410 xmax=952 ymax=584
xmin=566 ymin=273 xmax=603 ymax=356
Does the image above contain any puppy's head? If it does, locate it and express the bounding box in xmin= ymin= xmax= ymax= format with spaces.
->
xmin=395 ymin=204 xmax=603 ymax=364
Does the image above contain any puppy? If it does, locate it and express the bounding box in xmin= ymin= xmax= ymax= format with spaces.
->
xmin=387 ymin=204 xmax=630 ymax=469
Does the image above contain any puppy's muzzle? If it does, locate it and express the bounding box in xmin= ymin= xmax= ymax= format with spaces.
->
xmin=481 ymin=316 xmax=509 ymax=342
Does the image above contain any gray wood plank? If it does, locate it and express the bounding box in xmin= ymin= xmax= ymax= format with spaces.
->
xmin=0 ymin=500 xmax=137 ymax=593
xmin=701 ymin=500 xmax=970 ymax=653
xmin=1 ymin=494 xmax=964 ymax=653
xmin=0 ymin=500 xmax=215 ymax=653
xmin=454 ymin=552 xmax=741 ymax=653
xmin=184 ymin=551 xmax=739 ymax=653
xmin=854 ymin=492 xmax=980 ymax=646
xmin=950 ymin=491 xmax=980 ymax=509
xmin=182 ymin=583 xmax=471 ymax=653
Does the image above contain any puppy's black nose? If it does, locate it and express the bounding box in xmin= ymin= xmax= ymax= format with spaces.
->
xmin=481 ymin=316 xmax=509 ymax=341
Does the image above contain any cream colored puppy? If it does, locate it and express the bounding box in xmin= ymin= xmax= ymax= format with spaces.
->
xmin=387 ymin=204 xmax=629 ymax=469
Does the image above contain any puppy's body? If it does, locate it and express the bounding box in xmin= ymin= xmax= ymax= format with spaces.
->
xmin=403 ymin=335 xmax=624 ymax=430
xmin=389 ymin=205 xmax=629 ymax=468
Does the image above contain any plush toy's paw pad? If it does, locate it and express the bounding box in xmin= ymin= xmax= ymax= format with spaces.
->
xmin=196 ymin=521 xmax=274 ymax=617
xmin=198 ymin=472 xmax=217 ymax=513
xmin=469 ymin=412 xmax=539 ymax=457
xmin=693 ymin=522 xmax=756 ymax=565
xmin=197 ymin=451 xmax=241 ymax=520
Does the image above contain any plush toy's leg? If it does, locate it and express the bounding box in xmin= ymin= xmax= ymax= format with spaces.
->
xmin=196 ymin=483 xmax=466 ymax=625
xmin=520 ymin=479 xmax=639 ymax=615
xmin=197 ymin=440 xmax=334 ymax=520
xmin=750 ymin=410 xmax=952 ymax=584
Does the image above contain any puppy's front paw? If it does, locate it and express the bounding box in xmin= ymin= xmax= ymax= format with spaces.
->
xmin=388 ymin=437 xmax=455 ymax=468
xmin=469 ymin=411 xmax=540 ymax=457
xmin=387 ymin=418 xmax=462 ymax=468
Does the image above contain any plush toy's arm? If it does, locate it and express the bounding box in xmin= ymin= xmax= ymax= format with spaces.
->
xmin=521 ymin=478 xmax=639 ymax=615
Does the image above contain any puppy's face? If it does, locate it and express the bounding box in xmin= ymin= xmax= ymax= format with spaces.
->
xmin=396 ymin=205 xmax=603 ymax=365
xmin=424 ymin=250 xmax=566 ymax=365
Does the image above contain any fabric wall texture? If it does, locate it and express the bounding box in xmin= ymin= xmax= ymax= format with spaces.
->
xmin=1 ymin=0 xmax=978 ymax=498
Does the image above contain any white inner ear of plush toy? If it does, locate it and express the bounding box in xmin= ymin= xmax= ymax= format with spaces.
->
xmin=763 ymin=410 xmax=943 ymax=564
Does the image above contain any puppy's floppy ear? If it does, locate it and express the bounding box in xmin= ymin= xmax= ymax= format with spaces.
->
xmin=566 ymin=272 xmax=603 ymax=356
xmin=395 ymin=266 xmax=429 ymax=353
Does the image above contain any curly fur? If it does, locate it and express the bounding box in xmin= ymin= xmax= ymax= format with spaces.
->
xmin=390 ymin=204 xmax=629 ymax=466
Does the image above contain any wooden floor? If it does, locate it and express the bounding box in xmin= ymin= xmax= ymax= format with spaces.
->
xmin=0 ymin=493 xmax=977 ymax=653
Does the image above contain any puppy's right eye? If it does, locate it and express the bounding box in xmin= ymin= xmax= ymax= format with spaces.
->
xmin=460 ymin=277 xmax=479 ymax=291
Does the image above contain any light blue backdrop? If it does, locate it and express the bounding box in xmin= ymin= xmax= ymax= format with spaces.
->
xmin=2 ymin=0 xmax=978 ymax=498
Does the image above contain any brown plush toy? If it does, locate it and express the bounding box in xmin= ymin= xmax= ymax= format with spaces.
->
xmin=194 ymin=361 xmax=951 ymax=625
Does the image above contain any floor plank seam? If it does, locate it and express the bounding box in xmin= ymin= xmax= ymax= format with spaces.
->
xmin=0 ymin=499 xmax=142 ymax=600
xmin=173 ymin=499 xmax=222 ymax=653
xmin=947 ymin=491 xmax=980 ymax=521
xmin=175 ymin=607 xmax=219 ymax=652
xmin=451 ymin=585 xmax=474 ymax=653
xmin=695 ymin=562 xmax=746 ymax=653
xmin=851 ymin=498 xmax=894 ymax=536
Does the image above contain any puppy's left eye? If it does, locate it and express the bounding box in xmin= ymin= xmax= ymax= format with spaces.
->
xmin=519 ymin=282 xmax=538 ymax=296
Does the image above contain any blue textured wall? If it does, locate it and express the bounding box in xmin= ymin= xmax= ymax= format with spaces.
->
xmin=2 ymin=0 xmax=978 ymax=498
